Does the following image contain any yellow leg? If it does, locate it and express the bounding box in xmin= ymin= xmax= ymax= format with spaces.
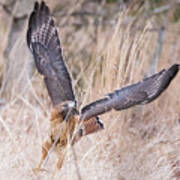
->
xmin=33 ymin=140 xmax=52 ymax=173
xmin=57 ymin=149 xmax=66 ymax=169
xmin=51 ymin=149 xmax=66 ymax=179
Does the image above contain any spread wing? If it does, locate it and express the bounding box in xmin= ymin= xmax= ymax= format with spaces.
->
xmin=27 ymin=1 xmax=75 ymax=107
xmin=80 ymin=64 xmax=179 ymax=121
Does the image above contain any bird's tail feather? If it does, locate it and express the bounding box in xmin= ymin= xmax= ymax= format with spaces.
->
xmin=72 ymin=117 xmax=104 ymax=144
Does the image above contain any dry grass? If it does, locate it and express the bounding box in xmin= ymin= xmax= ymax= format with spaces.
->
xmin=0 ymin=1 xmax=180 ymax=180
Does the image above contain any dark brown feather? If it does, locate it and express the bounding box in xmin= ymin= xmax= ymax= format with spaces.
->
xmin=27 ymin=1 xmax=75 ymax=106
xmin=80 ymin=64 xmax=179 ymax=121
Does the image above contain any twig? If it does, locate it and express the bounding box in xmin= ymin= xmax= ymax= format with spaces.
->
xmin=70 ymin=145 xmax=82 ymax=180
xmin=148 ymin=26 xmax=166 ymax=75
xmin=153 ymin=0 xmax=180 ymax=14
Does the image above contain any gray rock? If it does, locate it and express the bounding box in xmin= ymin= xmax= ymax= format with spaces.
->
xmin=13 ymin=0 xmax=36 ymax=18
xmin=1 ymin=29 xmax=35 ymax=101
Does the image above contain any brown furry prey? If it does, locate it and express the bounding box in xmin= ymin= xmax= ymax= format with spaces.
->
xmin=27 ymin=1 xmax=180 ymax=171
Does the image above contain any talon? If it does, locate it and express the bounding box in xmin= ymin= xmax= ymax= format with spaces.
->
xmin=33 ymin=168 xmax=48 ymax=174
xmin=32 ymin=167 xmax=40 ymax=174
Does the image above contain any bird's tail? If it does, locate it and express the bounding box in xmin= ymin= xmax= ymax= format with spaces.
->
xmin=72 ymin=117 xmax=104 ymax=145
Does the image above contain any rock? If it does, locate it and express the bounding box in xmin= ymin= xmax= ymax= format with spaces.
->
xmin=13 ymin=0 xmax=36 ymax=18
xmin=1 ymin=29 xmax=35 ymax=101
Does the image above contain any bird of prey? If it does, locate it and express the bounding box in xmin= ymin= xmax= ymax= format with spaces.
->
xmin=27 ymin=1 xmax=179 ymax=172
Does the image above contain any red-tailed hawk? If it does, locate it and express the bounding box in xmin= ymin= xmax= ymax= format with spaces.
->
xmin=27 ymin=1 xmax=179 ymax=172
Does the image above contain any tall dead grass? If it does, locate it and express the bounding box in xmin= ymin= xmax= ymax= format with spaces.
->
xmin=0 ymin=2 xmax=180 ymax=180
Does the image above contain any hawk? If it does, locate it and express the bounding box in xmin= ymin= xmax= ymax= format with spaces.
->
xmin=27 ymin=1 xmax=179 ymax=172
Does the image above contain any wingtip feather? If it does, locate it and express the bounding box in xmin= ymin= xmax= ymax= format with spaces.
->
xmin=27 ymin=1 xmax=51 ymax=48
xmin=168 ymin=64 xmax=179 ymax=79
xmin=40 ymin=1 xmax=50 ymax=14
xmin=34 ymin=1 xmax=39 ymax=11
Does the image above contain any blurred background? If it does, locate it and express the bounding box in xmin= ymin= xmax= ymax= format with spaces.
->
xmin=0 ymin=0 xmax=180 ymax=179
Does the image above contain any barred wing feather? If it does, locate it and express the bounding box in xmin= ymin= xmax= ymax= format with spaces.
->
xmin=81 ymin=64 xmax=179 ymax=121
xmin=27 ymin=1 xmax=75 ymax=107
